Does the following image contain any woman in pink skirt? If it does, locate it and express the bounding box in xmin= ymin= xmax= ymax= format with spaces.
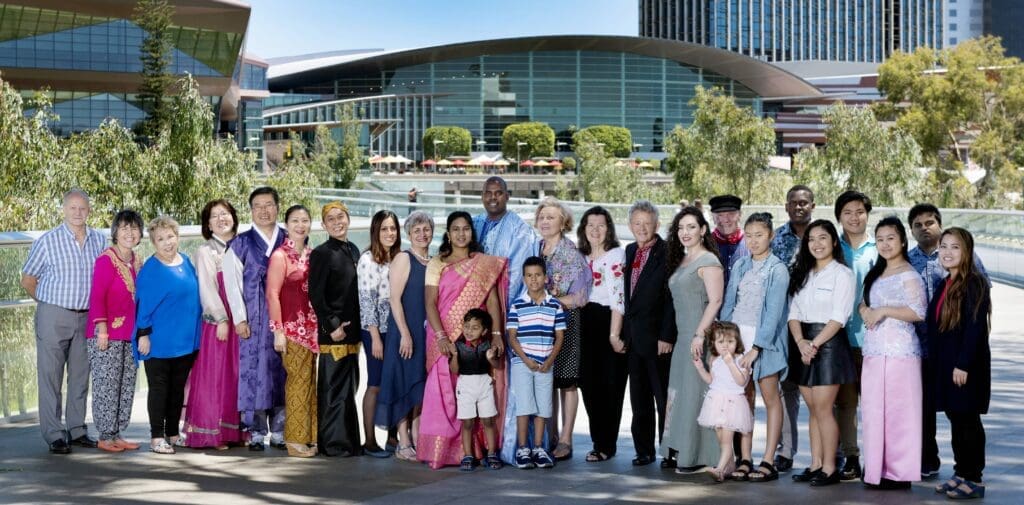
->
xmin=183 ymin=200 xmax=247 ymax=449
xmin=858 ymin=217 xmax=927 ymax=489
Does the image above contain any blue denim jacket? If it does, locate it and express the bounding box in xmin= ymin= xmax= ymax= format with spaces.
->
xmin=721 ymin=254 xmax=790 ymax=355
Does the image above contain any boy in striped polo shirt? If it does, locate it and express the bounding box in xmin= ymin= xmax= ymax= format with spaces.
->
xmin=507 ymin=256 xmax=565 ymax=469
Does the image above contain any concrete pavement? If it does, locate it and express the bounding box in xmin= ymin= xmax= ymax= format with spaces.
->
xmin=1 ymin=283 xmax=1022 ymax=504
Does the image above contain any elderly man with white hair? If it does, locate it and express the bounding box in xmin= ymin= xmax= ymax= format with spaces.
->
xmin=21 ymin=189 xmax=107 ymax=454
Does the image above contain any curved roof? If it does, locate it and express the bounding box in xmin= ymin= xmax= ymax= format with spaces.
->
xmin=269 ymin=35 xmax=821 ymax=99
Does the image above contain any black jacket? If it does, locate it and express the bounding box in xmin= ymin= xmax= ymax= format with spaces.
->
xmin=309 ymin=237 xmax=361 ymax=346
xmin=926 ymin=275 xmax=991 ymax=414
xmin=622 ymin=235 xmax=677 ymax=358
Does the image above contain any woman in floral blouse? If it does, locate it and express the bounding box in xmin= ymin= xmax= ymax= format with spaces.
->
xmin=575 ymin=206 xmax=627 ymax=462
xmin=267 ymin=205 xmax=318 ymax=458
xmin=535 ymin=197 xmax=593 ymax=460
xmin=356 ymin=210 xmax=401 ymax=457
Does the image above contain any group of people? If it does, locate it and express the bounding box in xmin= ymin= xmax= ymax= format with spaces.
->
xmin=21 ymin=180 xmax=991 ymax=499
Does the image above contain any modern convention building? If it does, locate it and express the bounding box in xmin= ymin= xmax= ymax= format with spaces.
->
xmin=265 ymin=35 xmax=820 ymax=161
xmin=0 ymin=0 xmax=267 ymax=164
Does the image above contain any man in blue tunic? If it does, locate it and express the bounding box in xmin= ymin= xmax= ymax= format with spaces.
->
xmin=473 ymin=177 xmax=539 ymax=304
xmin=223 ymin=187 xmax=287 ymax=451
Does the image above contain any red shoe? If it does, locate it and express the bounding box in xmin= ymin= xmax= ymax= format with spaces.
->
xmin=114 ymin=438 xmax=141 ymax=450
xmin=98 ymin=440 xmax=125 ymax=453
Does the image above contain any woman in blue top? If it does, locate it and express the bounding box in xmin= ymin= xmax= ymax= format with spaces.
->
xmin=135 ymin=216 xmax=202 ymax=455
xmin=720 ymin=213 xmax=790 ymax=482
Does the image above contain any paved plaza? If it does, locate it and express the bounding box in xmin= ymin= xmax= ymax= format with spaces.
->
xmin=1 ymin=283 xmax=1021 ymax=504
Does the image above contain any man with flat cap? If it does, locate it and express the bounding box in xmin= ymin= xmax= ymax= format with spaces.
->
xmin=709 ymin=194 xmax=749 ymax=288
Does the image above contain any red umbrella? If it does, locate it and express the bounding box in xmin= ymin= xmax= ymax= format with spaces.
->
xmin=520 ymin=160 xmax=534 ymax=167
xmin=421 ymin=159 xmax=436 ymax=165
xmin=453 ymin=159 xmax=466 ymax=166
xmin=480 ymin=159 xmax=494 ymax=165
xmin=550 ymin=159 xmax=562 ymax=166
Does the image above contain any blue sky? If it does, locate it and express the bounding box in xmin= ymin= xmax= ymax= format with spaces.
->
xmin=244 ymin=0 xmax=636 ymax=59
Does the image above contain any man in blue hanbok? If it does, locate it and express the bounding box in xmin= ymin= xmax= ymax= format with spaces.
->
xmin=223 ymin=187 xmax=287 ymax=451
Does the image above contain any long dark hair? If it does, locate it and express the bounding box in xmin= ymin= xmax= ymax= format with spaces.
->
xmin=937 ymin=228 xmax=991 ymax=333
xmin=788 ymin=219 xmax=846 ymax=297
xmin=862 ymin=216 xmax=909 ymax=307
xmin=576 ymin=206 xmax=620 ymax=256
xmin=667 ymin=206 xmax=720 ymax=272
xmin=438 ymin=211 xmax=483 ymax=259
xmin=367 ymin=210 xmax=401 ymax=264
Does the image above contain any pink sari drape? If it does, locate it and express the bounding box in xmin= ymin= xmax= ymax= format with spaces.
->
xmin=417 ymin=254 xmax=508 ymax=469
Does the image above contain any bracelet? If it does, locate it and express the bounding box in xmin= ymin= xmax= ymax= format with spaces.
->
xmin=609 ymin=334 xmax=619 ymax=339
xmin=491 ymin=331 xmax=502 ymax=336
xmin=97 ymin=333 xmax=109 ymax=339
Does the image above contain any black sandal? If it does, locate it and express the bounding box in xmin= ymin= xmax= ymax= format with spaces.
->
xmin=586 ymin=450 xmax=610 ymax=462
xmin=731 ymin=459 xmax=753 ymax=481
xmin=485 ymin=453 xmax=503 ymax=470
xmin=459 ymin=455 xmax=478 ymax=471
xmin=749 ymin=461 xmax=779 ymax=482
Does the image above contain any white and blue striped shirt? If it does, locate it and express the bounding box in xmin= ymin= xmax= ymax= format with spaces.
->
xmin=506 ymin=292 xmax=566 ymax=365
xmin=22 ymin=223 xmax=106 ymax=310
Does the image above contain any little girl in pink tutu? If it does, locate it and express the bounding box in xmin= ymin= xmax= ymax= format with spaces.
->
xmin=693 ymin=321 xmax=753 ymax=481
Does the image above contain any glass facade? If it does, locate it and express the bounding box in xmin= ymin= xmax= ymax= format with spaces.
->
xmin=274 ymin=49 xmax=760 ymax=157
xmin=1 ymin=2 xmax=246 ymax=137
xmin=984 ymin=0 xmax=1024 ymax=59
xmin=639 ymin=0 xmax=944 ymax=63
xmin=239 ymin=61 xmax=267 ymax=90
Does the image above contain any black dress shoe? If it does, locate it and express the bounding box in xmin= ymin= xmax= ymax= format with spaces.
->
xmin=792 ymin=467 xmax=822 ymax=482
xmin=70 ymin=434 xmax=98 ymax=448
xmin=840 ymin=456 xmax=862 ymax=481
xmin=632 ymin=454 xmax=655 ymax=466
xmin=49 ymin=439 xmax=72 ymax=454
xmin=774 ymin=455 xmax=794 ymax=472
xmin=660 ymin=458 xmax=677 ymax=469
xmin=248 ymin=441 xmax=265 ymax=451
xmin=270 ymin=441 xmax=287 ymax=450
xmin=810 ymin=470 xmax=841 ymax=487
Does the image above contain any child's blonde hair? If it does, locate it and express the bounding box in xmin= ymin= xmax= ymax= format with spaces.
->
xmin=704 ymin=321 xmax=745 ymax=356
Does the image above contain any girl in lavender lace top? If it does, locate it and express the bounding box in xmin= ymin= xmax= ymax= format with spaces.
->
xmin=858 ymin=217 xmax=927 ymax=489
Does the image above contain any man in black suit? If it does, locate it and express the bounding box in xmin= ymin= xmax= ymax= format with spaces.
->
xmin=622 ymin=200 xmax=677 ymax=466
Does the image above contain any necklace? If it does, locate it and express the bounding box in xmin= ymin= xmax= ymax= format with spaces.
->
xmin=410 ymin=248 xmax=432 ymax=263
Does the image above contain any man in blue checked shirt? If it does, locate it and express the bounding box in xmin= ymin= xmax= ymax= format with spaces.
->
xmin=21 ymin=189 xmax=106 ymax=454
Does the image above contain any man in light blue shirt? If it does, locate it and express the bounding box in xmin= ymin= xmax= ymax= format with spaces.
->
xmin=834 ymin=190 xmax=877 ymax=481
xmin=21 ymin=189 xmax=106 ymax=454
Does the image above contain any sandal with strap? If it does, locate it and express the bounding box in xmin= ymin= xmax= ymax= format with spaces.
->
xmin=936 ymin=476 xmax=964 ymax=494
xmin=395 ymin=445 xmax=417 ymax=462
xmin=150 ymin=439 xmax=175 ymax=455
xmin=485 ymin=453 xmax=503 ymax=470
xmin=748 ymin=461 xmax=779 ymax=482
xmin=553 ymin=442 xmax=573 ymax=461
xmin=460 ymin=455 xmax=478 ymax=472
xmin=946 ymin=480 xmax=985 ymax=500
xmin=586 ymin=450 xmax=611 ymax=462
xmin=731 ymin=459 xmax=753 ymax=481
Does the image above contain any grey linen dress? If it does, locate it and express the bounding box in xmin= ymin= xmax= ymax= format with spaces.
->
xmin=660 ymin=252 xmax=721 ymax=466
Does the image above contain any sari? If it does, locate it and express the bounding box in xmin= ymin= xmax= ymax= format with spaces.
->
xmin=417 ymin=253 xmax=508 ymax=469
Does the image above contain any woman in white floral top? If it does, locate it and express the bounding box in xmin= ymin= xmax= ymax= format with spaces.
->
xmin=575 ymin=206 xmax=627 ymax=463
xmin=356 ymin=210 xmax=401 ymax=457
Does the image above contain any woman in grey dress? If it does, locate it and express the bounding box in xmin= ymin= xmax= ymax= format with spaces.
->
xmin=661 ymin=207 xmax=725 ymax=472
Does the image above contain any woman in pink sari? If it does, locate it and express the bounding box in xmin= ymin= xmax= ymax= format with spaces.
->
xmin=418 ymin=211 xmax=508 ymax=469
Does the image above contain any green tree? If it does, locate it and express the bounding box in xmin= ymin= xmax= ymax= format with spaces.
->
xmin=335 ymin=103 xmax=362 ymax=188
xmin=793 ymin=103 xmax=923 ymax=207
xmin=572 ymin=125 xmax=632 ymax=157
xmin=501 ymin=122 xmax=555 ymax=162
xmin=422 ymin=126 xmax=471 ymax=159
xmin=664 ymin=86 xmax=776 ymax=202
xmin=0 ymin=73 xmax=319 ymax=231
xmin=306 ymin=125 xmax=340 ymax=187
xmin=560 ymin=156 xmax=577 ymax=173
xmin=133 ymin=0 xmax=176 ymax=140
xmin=875 ymin=36 xmax=1024 ymax=207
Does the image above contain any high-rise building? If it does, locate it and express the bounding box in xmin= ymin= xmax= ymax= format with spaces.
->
xmin=983 ymin=0 xmax=1024 ymax=59
xmin=639 ymin=0 xmax=944 ymax=64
